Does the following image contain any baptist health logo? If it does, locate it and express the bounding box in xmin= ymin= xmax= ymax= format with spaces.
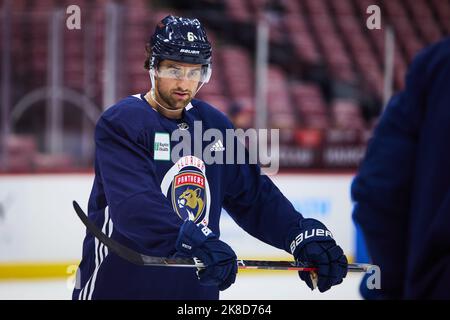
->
xmin=154 ymin=133 xmax=171 ymax=161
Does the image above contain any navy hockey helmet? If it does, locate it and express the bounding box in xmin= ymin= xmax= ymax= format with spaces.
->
xmin=150 ymin=15 xmax=212 ymax=67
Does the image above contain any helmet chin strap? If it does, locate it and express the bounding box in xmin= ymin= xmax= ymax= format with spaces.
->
xmin=195 ymin=81 xmax=207 ymax=96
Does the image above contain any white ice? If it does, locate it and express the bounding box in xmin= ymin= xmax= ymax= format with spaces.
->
xmin=0 ymin=273 xmax=363 ymax=300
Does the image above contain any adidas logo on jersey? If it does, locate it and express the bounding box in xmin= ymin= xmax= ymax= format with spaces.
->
xmin=210 ymin=140 xmax=225 ymax=152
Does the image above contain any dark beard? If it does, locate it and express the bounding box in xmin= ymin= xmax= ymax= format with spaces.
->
xmin=158 ymin=86 xmax=192 ymax=110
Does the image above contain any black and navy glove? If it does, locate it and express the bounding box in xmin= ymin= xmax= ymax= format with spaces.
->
xmin=175 ymin=220 xmax=238 ymax=291
xmin=287 ymin=218 xmax=348 ymax=292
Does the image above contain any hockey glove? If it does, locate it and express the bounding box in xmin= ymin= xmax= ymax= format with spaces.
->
xmin=287 ymin=218 xmax=348 ymax=292
xmin=175 ymin=220 xmax=238 ymax=291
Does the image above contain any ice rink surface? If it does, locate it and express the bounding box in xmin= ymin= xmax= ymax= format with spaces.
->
xmin=0 ymin=273 xmax=364 ymax=300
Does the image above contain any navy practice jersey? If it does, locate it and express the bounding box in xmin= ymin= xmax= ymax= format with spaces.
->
xmin=352 ymin=37 xmax=450 ymax=299
xmin=73 ymin=94 xmax=303 ymax=300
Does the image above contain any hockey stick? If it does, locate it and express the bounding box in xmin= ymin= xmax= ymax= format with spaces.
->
xmin=73 ymin=201 xmax=372 ymax=272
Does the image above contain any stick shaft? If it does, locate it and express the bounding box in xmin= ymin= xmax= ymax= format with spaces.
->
xmin=73 ymin=201 xmax=372 ymax=272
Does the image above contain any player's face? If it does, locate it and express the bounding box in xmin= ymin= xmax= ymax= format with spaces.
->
xmin=155 ymin=60 xmax=202 ymax=110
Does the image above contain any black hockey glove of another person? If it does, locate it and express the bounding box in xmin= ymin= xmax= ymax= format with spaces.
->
xmin=288 ymin=218 xmax=348 ymax=292
xmin=175 ymin=220 xmax=238 ymax=291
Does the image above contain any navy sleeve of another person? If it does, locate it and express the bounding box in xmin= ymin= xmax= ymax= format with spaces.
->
xmin=351 ymin=38 xmax=450 ymax=298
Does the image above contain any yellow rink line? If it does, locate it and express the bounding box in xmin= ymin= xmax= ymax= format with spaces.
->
xmin=0 ymin=256 xmax=354 ymax=280
xmin=0 ymin=261 xmax=80 ymax=281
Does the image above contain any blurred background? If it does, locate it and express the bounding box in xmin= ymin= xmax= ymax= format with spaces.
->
xmin=0 ymin=0 xmax=448 ymax=299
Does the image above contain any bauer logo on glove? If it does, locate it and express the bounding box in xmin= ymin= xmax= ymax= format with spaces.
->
xmin=290 ymin=228 xmax=334 ymax=254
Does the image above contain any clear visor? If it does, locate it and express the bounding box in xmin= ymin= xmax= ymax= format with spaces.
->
xmin=155 ymin=63 xmax=211 ymax=83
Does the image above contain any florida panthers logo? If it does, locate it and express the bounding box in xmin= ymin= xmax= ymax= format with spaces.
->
xmin=171 ymin=170 xmax=206 ymax=222
xmin=177 ymin=187 xmax=204 ymax=221
xmin=161 ymin=156 xmax=210 ymax=224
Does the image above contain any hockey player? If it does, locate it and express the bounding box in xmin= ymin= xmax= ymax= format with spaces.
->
xmin=352 ymin=37 xmax=450 ymax=299
xmin=73 ymin=15 xmax=347 ymax=300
